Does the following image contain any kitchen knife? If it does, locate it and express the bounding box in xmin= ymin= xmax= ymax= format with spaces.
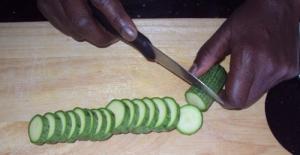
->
xmin=88 ymin=1 xmax=225 ymax=105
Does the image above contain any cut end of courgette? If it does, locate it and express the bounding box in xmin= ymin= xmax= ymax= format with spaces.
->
xmin=176 ymin=105 xmax=203 ymax=135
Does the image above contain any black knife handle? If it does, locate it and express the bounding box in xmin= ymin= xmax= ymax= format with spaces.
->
xmin=88 ymin=0 xmax=156 ymax=61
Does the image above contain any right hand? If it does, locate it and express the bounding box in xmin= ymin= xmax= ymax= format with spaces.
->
xmin=37 ymin=0 xmax=137 ymax=47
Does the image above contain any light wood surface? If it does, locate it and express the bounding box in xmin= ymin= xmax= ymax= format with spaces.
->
xmin=0 ymin=19 xmax=288 ymax=155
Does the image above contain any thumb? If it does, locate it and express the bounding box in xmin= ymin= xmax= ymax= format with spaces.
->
xmin=190 ymin=22 xmax=231 ymax=76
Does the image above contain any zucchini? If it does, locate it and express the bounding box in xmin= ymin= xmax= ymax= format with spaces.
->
xmin=131 ymin=99 xmax=149 ymax=134
xmin=28 ymin=114 xmax=49 ymax=145
xmin=99 ymin=108 xmax=115 ymax=140
xmin=90 ymin=109 xmax=107 ymax=140
xmin=163 ymin=97 xmax=180 ymax=131
xmin=106 ymin=99 xmax=130 ymax=134
xmin=142 ymin=97 xmax=158 ymax=133
xmin=73 ymin=107 xmax=90 ymax=140
xmin=122 ymin=99 xmax=139 ymax=133
xmin=152 ymin=97 xmax=170 ymax=132
xmin=176 ymin=104 xmax=203 ymax=135
xmin=65 ymin=111 xmax=80 ymax=143
xmin=44 ymin=112 xmax=62 ymax=143
xmin=185 ymin=65 xmax=227 ymax=111
xmin=54 ymin=110 xmax=71 ymax=142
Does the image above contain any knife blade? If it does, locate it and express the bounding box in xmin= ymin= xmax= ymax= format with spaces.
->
xmin=150 ymin=45 xmax=225 ymax=105
xmin=88 ymin=1 xmax=225 ymax=105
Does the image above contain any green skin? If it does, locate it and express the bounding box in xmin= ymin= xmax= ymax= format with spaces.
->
xmin=186 ymin=65 xmax=227 ymax=112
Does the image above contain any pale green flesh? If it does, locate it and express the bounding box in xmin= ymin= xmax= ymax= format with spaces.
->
xmin=132 ymin=100 xmax=146 ymax=127
xmin=92 ymin=110 xmax=103 ymax=134
xmin=164 ymin=98 xmax=178 ymax=127
xmin=152 ymin=99 xmax=167 ymax=127
xmin=177 ymin=105 xmax=202 ymax=134
xmin=67 ymin=112 xmax=76 ymax=138
xmin=45 ymin=114 xmax=55 ymax=139
xmin=74 ymin=109 xmax=86 ymax=135
xmin=143 ymin=98 xmax=155 ymax=126
xmin=106 ymin=100 xmax=125 ymax=128
xmin=186 ymin=92 xmax=206 ymax=110
xmin=56 ymin=112 xmax=66 ymax=135
xmin=29 ymin=116 xmax=44 ymax=142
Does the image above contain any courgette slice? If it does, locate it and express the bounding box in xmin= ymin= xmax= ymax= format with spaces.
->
xmin=90 ymin=109 xmax=107 ymax=140
xmin=122 ymin=99 xmax=139 ymax=133
xmin=99 ymin=108 xmax=115 ymax=140
xmin=106 ymin=99 xmax=130 ymax=134
xmin=163 ymin=97 xmax=180 ymax=131
xmin=44 ymin=112 xmax=62 ymax=144
xmin=131 ymin=99 xmax=149 ymax=134
xmin=28 ymin=114 xmax=49 ymax=145
xmin=176 ymin=104 xmax=203 ymax=135
xmin=142 ymin=97 xmax=158 ymax=133
xmin=65 ymin=111 xmax=80 ymax=143
xmin=73 ymin=107 xmax=90 ymax=140
xmin=54 ymin=110 xmax=71 ymax=142
xmin=152 ymin=97 xmax=170 ymax=132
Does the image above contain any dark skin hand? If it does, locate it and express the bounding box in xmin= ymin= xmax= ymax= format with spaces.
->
xmin=38 ymin=0 xmax=300 ymax=109
xmin=37 ymin=0 xmax=138 ymax=47
xmin=190 ymin=0 xmax=300 ymax=109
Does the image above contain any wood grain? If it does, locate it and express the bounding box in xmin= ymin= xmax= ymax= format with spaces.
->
xmin=0 ymin=19 xmax=288 ymax=155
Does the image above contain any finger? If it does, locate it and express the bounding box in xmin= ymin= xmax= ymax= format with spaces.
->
xmin=60 ymin=0 xmax=117 ymax=47
xmin=220 ymin=50 xmax=256 ymax=109
xmin=37 ymin=0 xmax=84 ymax=41
xmin=190 ymin=22 xmax=231 ymax=76
xmin=90 ymin=0 xmax=137 ymax=41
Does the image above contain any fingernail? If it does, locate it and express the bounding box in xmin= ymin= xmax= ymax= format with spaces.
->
xmin=120 ymin=26 xmax=137 ymax=42
xmin=189 ymin=64 xmax=198 ymax=75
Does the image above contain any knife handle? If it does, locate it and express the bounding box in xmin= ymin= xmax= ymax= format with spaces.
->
xmin=88 ymin=0 xmax=156 ymax=61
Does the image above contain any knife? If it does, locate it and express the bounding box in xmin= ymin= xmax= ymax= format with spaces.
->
xmin=88 ymin=2 xmax=225 ymax=105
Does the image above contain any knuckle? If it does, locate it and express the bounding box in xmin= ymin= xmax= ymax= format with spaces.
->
xmin=91 ymin=0 xmax=110 ymax=8
xmin=72 ymin=16 xmax=91 ymax=31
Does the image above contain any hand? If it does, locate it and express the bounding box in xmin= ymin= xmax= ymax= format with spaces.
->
xmin=37 ymin=0 xmax=137 ymax=47
xmin=190 ymin=0 xmax=300 ymax=109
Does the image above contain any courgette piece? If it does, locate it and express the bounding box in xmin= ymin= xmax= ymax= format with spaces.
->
xmin=131 ymin=99 xmax=149 ymax=134
xmin=122 ymin=99 xmax=139 ymax=133
xmin=106 ymin=99 xmax=130 ymax=134
xmin=28 ymin=114 xmax=49 ymax=145
xmin=73 ymin=107 xmax=90 ymax=140
xmin=152 ymin=97 xmax=170 ymax=132
xmin=185 ymin=65 xmax=227 ymax=111
xmin=65 ymin=111 xmax=80 ymax=143
xmin=85 ymin=109 xmax=96 ymax=140
xmin=44 ymin=112 xmax=62 ymax=144
xmin=163 ymin=97 xmax=180 ymax=131
xmin=90 ymin=109 xmax=107 ymax=141
xmin=176 ymin=104 xmax=203 ymax=135
xmin=55 ymin=110 xmax=71 ymax=142
xmin=99 ymin=108 xmax=115 ymax=140
xmin=142 ymin=97 xmax=158 ymax=133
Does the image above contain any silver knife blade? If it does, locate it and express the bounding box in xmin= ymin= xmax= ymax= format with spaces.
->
xmin=151 ymin=45 xmax=225 ymax=105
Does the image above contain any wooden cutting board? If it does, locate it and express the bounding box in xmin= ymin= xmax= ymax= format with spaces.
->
xmin=0 ymin=19 xmax=288 ymax=155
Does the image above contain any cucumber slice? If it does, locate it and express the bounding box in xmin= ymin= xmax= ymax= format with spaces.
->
xmin=131 ymin=99 xmax=149 ymax=134
xmin=142 ymin=97 xmax=158 ymax=133
xmin=54 ymin=110 xmax=71 ymax=142
xmin=90 ymin=109 xmax=107 ymax=141
xmin=44 ymin=112 xmax=62 ymax=143
xmin=122 ymin=99 xmax=139 ymax=133
xmin=106 ymin=99 xmax=129 ymax=134
xmin=65 ymin=111 xmax=80 ymax=143
xmin=73 ymin=107 xmax=90 ymax=140
xmin=163 ymin=97 xmax=180 ymax=131
xmin=28 ymin=114 xmax=49 ymax=145
xmin=176 ymin=105 xmax=203 ymax=135
xmin=84 ymin=109 xmax=96 ymax=140
xmin=99 ymin=108 xmax=115 ymax=140
xmin=152 ymin=97 xmax=170 ymax=132
xmin=185 ymin=65 xmax=227 ymax=111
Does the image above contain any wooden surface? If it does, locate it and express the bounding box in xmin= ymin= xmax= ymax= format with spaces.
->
xmin=0 ymin=19 xmax=288 ymax=155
